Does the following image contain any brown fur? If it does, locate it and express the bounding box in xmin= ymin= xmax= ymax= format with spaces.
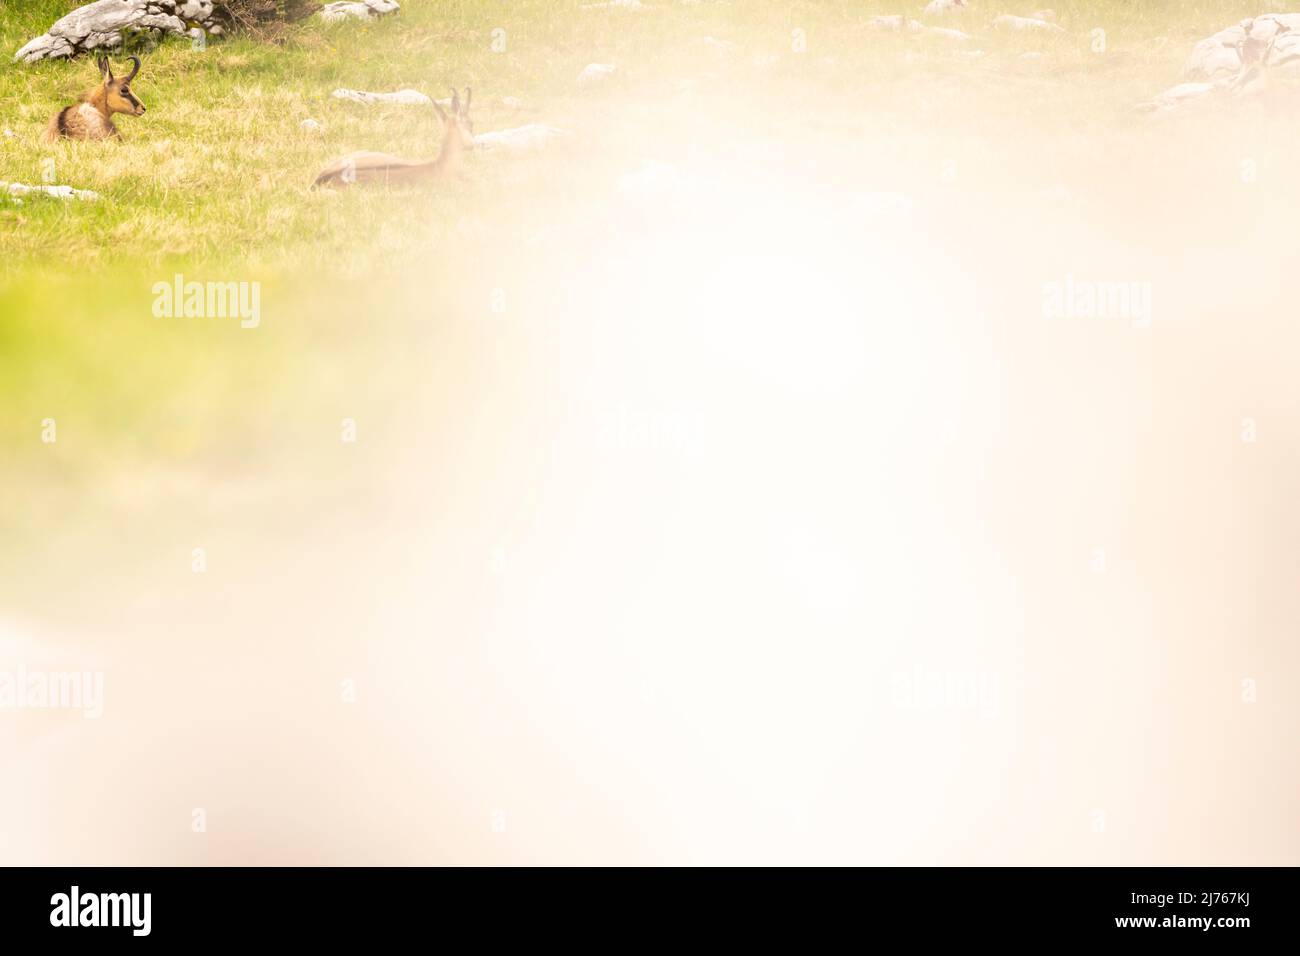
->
xmin=314 ymin=87 xmax=474 ymax=187
xmin=1231 ymin=22 xmax=1295 ymax=97
xmin=42 ymin=56 xmax=146 ymax=144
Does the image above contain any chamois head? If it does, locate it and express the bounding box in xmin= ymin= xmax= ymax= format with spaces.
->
xmin=95 ymin=55 xmax=146 ymax=117
xmin=433 ymin=87 xmax=474 ymax=151
xmin=1233 ymin=20 xmax=1292 ymax=69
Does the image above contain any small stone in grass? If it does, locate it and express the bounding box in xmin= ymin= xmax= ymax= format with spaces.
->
xmin=992 ymin=14 xmax=1066 ymax=34
xmin=474 ymin=124 xmax=568 ymax=151
xmin=331 ymin=88 xmax=431 ymax=106
xmin=1 ymin=181 xmax=100 ymax=201
xmin=318 ymin=0 xmax=400 ymax=24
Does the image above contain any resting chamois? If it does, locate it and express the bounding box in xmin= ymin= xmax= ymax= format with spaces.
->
xmin=43 ymin=55 xmax=146 ymax=143
xmin=314 ymin=87 xmax=474 ymax=187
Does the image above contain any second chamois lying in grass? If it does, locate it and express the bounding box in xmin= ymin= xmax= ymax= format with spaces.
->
xmin=314 ymin=87 xmax=474 ymax=187
xmin=43 ymin=55 xmax=146 ymax=143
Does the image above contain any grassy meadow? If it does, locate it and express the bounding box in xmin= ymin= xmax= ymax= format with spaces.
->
xmin=0 ymin=0 xmax=1287 ymax=522
xmin=3 ymin=1 xmax=1300 ymax=864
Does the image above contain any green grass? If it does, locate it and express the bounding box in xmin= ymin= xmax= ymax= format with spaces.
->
xmin=3 ymin=1 xmax=1299 ymax=867
xmin=0 ymin=0 xmax=1293 ymax=590
xmin=1 ymin=0 xmax=1277 ymax=272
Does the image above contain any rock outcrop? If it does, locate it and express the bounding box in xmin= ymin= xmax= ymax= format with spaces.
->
xmin=1183 ymin=14 xmax=1300 ymax=79
xmin=14 ymin=0 xmax=399 ymax=62
xmin=1142 ymin=15 xmax=1300 ymax=111
xmin=317 ymin=0 xmax=399 ymax=23
xmin=14 ymin=1 xmax=222 ymax=62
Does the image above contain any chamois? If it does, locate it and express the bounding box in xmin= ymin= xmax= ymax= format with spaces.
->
xmin=313 ymin=87 xmax=474 ymax=187
xmin=1231 ymin=22 xmax=1294 ymax=96
xmin=42 ymin=56 xmax=146 ymax=144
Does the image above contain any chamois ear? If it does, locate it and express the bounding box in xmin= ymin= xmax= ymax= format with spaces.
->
xmin=450 ymin=87 xmax=460 ymax=115
xmin=124 ymin=56 xmax=140 ymax=83
xmin=97 ymin=55 xmax=112 ymax=82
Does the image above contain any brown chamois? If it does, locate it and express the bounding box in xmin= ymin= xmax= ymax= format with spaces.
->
xmin=1231 ymin=22 xmax=1295 ymax=97
xmin=42 ymin=56 xmax=146 ymax=144
xmin=314 ymin=87 xmax=474 ymax=187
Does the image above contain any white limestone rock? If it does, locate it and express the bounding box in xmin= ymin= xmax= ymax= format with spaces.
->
xmin=1139 ymin=15 xmax=1300 ymax=110
xmin=872 ymin=15 xmax=967 ymax=41
xmin=926 ymin=27 xmax=972 ymax=42
xmin=992 ymin=14 xmax=1065 ymax=34
xmin=1 ymin=181 xmax=101 ymax=201
xmin=318 ymin=0 xmax=400 ymax=23
xmin=332 ymin=87 xmax=431 ymax=106
xmin=14 ymin=0 xmax=223 ymax=62
xmin=869 ymin=16 xmax=925 ymax=33
xmin=474 ymin=124 xmax=569 ymax=151
xmin=1183 ymin=14 xmax=1300 ymax=79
